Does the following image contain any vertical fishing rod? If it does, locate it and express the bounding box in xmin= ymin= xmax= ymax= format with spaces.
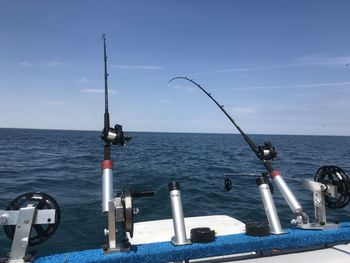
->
xmin=101 ymin=34 xmax=113 ymax=213
xmin=100 ymin=34 xmax=131 ymax=213
xmin=169 ymin=76 xmax=309 ymax=223
xmin=103 ymin=34 xmax=111 ymax=161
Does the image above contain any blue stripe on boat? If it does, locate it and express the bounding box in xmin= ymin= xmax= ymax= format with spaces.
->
xmin=34 ymin=223 xmax=350 ymax=263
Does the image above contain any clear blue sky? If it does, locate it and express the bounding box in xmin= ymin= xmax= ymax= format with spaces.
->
xmin=1 ymin=1 xmax=350 ymax=135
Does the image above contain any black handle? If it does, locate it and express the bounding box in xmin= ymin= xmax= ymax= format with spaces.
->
xmin=132 ymin=191 xmax=154 ymax=199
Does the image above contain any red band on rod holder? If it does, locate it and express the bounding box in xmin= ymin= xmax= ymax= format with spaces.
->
xmin=270 ymin=170 xmax=281 ymax=179
xmin=101 ymin=160 xmax=113 ymax=170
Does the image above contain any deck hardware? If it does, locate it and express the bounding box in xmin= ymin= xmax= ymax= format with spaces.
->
xmin=298 ymin=166 xmax=350 ymax=230
xmin=256 ymin=174 xmax=284 ymax=234
xmin=1 ymin=192 xmax=59 ymax=263
xmin=169 ymin=181 xmax=191 ymax=246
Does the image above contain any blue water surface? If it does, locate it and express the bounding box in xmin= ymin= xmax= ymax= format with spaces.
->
xmin=1 ymin=128 xmax=350 ymax=256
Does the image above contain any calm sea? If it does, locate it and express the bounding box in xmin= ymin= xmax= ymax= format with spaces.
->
xmin=1 ymin=128 xmax=350 ymax=256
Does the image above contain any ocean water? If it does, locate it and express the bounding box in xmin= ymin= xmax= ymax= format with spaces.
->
xmin=1 ymin=128 xmax=350 ymax=256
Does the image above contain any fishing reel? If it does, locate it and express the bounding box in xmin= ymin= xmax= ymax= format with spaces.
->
xmin=314 ymin=166 xmax=350 ymax=209
xmin=116 ymin=189 xmax=154 ymax=238
xmin=101 ymin=124 xmax=132 ymax=146
xmin=105 ymin=188 xmax=154 ymax=252
xmin=257 ymin=142 xmax=277 ymax=161
xmin=1 ymin=192 xmax=60 ymax=262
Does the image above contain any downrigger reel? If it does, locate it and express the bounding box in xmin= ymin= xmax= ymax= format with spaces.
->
xmin=1 ymin=192 xmax=60 ymax=263
xmin=301 ymin=165 xmax=350 ymax=229
xmin=314 ymin=166 xmax=350 ymax=209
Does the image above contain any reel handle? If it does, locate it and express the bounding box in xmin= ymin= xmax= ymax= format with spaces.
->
xmin=132 ymin=191 xmax=154 ymax=199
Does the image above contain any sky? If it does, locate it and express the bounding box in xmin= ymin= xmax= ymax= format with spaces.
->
xmin=1 ymin=1 xmax=350 ymax=135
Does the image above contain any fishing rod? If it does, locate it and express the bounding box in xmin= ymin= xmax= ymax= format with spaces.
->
xmin=169 ymin=76 xmax=276 ymax=172
xmin=101 ymin=34 xmax=131 ymax=150
xmin=100 ymin=34 xmax=131 ymax=213
xmin=102 ymin=34 xmax=111 ymax=160
xmin=168 ymin=76 xmax=309 ymax=223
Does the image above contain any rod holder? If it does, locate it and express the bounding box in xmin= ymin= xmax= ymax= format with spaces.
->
xmin=256 ymin=176 xmax=285 ymax=235
xmin=169 ymin=181 xmax=191 ymax=246
xmin=270 ymin=170 xmax=304 ymax=214
xmin=102 ymin=160 xmax=114 ymax=213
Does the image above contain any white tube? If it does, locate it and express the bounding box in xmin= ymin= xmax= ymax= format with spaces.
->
xmin=273 ymin=174 xmax=303 ymax=214
xmin=258 ymin=182 xmax=284 ymax=234
xmin=102 ymin=168 xmax=113 ymax=213
xmin=169 ymin=182 xmax=189 ymax=245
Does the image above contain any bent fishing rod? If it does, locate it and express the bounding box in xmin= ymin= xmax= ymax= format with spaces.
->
xmin=169 ymin=76 xmax=276 ymax=172
xmin=168 ymin=76 xmax=309 ymax=223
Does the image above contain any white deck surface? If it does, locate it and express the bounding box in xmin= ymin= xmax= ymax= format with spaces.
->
xmin=129 ymin=215 xmax=245 ymax=244
xmin=129 ymin=215 xmax=350 ymax=262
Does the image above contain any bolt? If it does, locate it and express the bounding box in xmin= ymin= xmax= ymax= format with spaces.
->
xmin=21 ymin=237 xmax=29 ymax=247
xmin=0 ymin=214 xmax=9 ymax=224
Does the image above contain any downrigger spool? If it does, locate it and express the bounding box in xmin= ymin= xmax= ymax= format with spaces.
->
xmin=1 ymin=192 xmax=60 ymax=263
xmin=300 ymin=165 xmax=350 ymax=229
xmin=314 ymin=165 xmax=350 ymax=209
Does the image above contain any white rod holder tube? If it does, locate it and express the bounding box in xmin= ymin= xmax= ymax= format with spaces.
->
xmin=271 ymin=170 xmax=303 ymax=214
xmin=169 ymin=181 xmax=190 ymax=245
xmin=102 ymin=160 xmax=114 ymax=213
xmin=256 ymin=176 xmax=284 ymax=235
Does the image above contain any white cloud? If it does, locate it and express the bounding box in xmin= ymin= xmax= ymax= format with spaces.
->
xmin=48 ymin=101 xmax=65 ymax=105
xmin=114 ymin=64 xmax=163 ymax=70
xmin=81 ymin=88 xmax=117 ymax=94
xmin=235 ymin=81 xmax=350 ymax=91
xmin=19 ymin=60 xmax=64 ymax=67
xmin=227 ymin=107 xmax=256 ymax=113
xmin=19 ymin=61 xmax=33 ymax=67
xmin=193 ymin=64 xmax=289 ymax=75
xmin=41 ymin=60 xmax=63 ymax=67
xmin=295 ymin=54 xmax=350 ymax=67
xmin=79 ymin=77 xmax=95 ymax=83
xmin=169 ymin=84 xmax=195 ymax=92
xmin=192 ymin=54 xmax=350 ymax=76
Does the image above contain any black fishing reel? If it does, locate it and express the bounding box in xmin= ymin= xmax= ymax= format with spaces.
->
xmin=314 ymin=166 xmax=350 ymax=209
xmin=101 ymin=124 xmax=132 ymax=146
xmin=257 ymin=141 xmax=277 ymax=161
xmin=3 ymin=192 xmax=61 ymax=246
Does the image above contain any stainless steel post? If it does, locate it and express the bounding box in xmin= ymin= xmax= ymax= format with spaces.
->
xmin=271 ymin=170 xmax=303 ymax=214
xmin=256 ymin=176 xmax=284 ymax=234
xmin=102 ymin=160 xmax=114 ymax=213
xmin=9 ymin=206 xmax=36 ymax=263
xmin=169 ymin=181 xmax=190 ymax=245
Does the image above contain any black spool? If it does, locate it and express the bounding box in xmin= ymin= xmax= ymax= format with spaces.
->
xmin=314 ymin=166 xmax=350 ymax=209
xmin=190 ymin=227 xmax=216 ymax=243
xmin=3 ymin=192 xmax=61 ymax=246
xmin=245 ymin=222 xmax=270 ymax=237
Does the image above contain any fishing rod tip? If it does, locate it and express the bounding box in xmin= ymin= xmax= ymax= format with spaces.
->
xmin=168 ymin=76 xmax=180 ymax=83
